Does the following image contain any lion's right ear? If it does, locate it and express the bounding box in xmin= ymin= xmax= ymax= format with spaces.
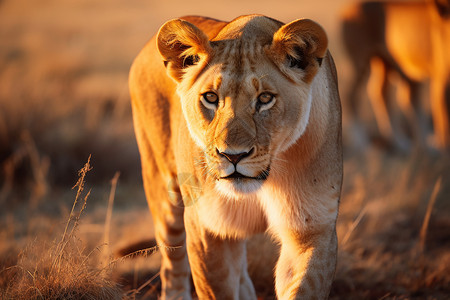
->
xmin=434 ymin=0 xmax=450 ymax=17
xmin=157 ymin=19 xmax=212 ymax=82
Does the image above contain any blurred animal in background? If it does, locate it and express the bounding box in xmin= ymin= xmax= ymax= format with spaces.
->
xmin=342 ymin=0 xmax=450 ymax=151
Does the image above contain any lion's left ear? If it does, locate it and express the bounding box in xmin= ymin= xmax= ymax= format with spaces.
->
xmin=268 ymin=19 xmax=328 ymax=82
xmin=157 ymin=19 xmax=212 ymax=82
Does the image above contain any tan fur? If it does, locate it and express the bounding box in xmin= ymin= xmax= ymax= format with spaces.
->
xmin=129 ymin=15 xmax=342 ymax=299
xmin=342 ymin=0 xmax=450 ymax=150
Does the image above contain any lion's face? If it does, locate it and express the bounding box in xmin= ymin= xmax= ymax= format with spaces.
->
xmin=178 ymin=49 xmax=313 ymax=196
xmin=157 ymin=15 xmax=327 ymax=196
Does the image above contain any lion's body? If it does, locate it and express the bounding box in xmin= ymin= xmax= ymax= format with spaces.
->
xmin=342 ymin=0 xmax=450 ymax=150
xmin=130 ymin=15 xmax=342 ymax=299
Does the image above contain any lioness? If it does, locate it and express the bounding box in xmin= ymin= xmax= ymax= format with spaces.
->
xmin=342 ymin=0 xmax=450 ymax=150
xmin=129 ymin=15 xmax=342 ymax=299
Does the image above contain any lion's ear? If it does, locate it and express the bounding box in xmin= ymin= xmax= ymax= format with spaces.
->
xmin=157 ymin=19 xmax=212 ymax=82
xmin=268 ymin=19 xmax=327 ymax=82
xmin=434 ymin=0 xmax=450 ymax=17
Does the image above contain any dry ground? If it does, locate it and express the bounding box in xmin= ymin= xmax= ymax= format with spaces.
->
xmin=0 ymin=0 xmax=449 ymax=299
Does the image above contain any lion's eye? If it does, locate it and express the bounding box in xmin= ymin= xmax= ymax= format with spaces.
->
xmin=202 ymin=92 xmax=219 ymax=104
xmin=257 ymin=92 xmax=274 ymax=104
xmin=201 ymin=92 xmax=219 ymax=110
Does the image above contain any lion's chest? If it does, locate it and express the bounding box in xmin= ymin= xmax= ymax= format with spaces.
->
xmin=183 ymin=189 xmax=268 ymax=239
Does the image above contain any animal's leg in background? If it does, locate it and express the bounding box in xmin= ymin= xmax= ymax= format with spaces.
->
xmin=367 ymin=56 xmax=410 ymax=151
xmin=184 ymin=208 xmax=257 ymax=300
xmin=367 ymin=57 xmax=393 ymax=140
xmin=402 ymin=80 xmax=429 ymax=148
xmin=346 ymin=57 xmax=371 ymax=149
xmin=430 ymin=76 xmax=450 ymax=149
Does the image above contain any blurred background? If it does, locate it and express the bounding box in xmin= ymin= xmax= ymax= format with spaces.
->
xmin=0 ymin=0 xmax=449 ymax=299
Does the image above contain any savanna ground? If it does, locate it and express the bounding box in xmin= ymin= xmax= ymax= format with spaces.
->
xmin=0 ymin=0 xmax=449 ymax=299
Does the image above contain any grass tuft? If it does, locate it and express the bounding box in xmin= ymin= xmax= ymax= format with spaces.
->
xmin=0 ymin=157 xmax=125 ymax=300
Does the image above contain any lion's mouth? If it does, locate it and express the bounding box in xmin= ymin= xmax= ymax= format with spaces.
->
xmin=220 ymin=166 xmax=270 ymax=181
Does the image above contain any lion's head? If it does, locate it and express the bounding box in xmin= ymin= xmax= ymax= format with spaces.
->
xmin=157 ymin=15 xmax=328 ymax=196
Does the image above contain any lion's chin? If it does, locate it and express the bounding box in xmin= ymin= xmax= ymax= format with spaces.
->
xmin=215 ymin=177 xmax=264 ymax=198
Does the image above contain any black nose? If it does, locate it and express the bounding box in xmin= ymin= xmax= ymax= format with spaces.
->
xmin=217 ymin=148 xmax=254 ymax=165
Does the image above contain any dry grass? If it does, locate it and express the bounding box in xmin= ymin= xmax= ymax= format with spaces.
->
xmin=0 ymin=157 xmax=124 ymax=300
xmin=332 ymin=150 xmax=450 ymax=299
xmin=0 ymin=0 xmax=449 ymax=299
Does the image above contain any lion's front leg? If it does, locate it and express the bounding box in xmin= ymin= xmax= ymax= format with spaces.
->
xmin=274 ymin=226 xmax=337 ymax=300
xmin=184 ymin=208 xmax=257 ymax=300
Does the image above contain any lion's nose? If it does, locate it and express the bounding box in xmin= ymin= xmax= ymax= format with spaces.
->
xmin=216 ymin=148 xmax=254 ymax=165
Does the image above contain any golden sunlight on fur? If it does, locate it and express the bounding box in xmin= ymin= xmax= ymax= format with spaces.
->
xmin=129 ymin=14 xmax=342 ymax=299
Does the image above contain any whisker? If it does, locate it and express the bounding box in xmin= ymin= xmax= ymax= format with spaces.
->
xmin=272 ymin=156 xmax=289 ymax=163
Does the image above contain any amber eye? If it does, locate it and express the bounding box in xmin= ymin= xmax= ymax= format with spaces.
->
xmin=202 ymin=92 xmax=219 ymax=104
xmin=257 ymin=92 xmax=274 ymax=104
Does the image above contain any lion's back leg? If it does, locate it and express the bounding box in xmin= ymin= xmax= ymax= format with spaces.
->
xmin=146 ymin=172 xmax=190 ymax=299
xmin=143 ymin=164 xmax=191 ymax=299
xmin=134 ymin=121 xmax=191 ymax=299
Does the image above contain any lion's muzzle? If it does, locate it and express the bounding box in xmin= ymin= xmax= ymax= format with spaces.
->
xmin=216 ymin=147 xmax=254 ymax=166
